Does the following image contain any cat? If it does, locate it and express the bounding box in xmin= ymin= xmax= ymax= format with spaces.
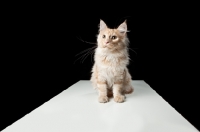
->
xmin=90 ymin=19 xmax=134 ymax=103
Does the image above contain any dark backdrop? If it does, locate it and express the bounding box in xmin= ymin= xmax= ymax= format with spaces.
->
xmin=1 ymin=2 xmax=199 ymax=131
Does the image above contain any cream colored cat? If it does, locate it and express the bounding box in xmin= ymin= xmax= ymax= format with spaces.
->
xmin=90 ymin=19 xmax=133 ymax=103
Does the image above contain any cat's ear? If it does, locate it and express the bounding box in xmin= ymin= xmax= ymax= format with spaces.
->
xmin=99 ymin=19 xmax=107 ymax=31
xmin=117 ymin=20 xmax=127 ymax=35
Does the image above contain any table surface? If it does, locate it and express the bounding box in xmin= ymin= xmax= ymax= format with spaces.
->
xmin=2 ymin=80 xmax=198 ymax=132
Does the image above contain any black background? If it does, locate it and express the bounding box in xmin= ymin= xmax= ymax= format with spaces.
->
xmin=1 ymin=2 xmax=199 ymax=131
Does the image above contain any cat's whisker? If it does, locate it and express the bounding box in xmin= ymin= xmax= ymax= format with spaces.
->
xmin=75 ymin=46 xmax=97 ymax=57
xmin=128 ymin=48 xmax=137 ymax=55
xmin=89 ymin=50 xmax=95 ymax=64
xmin=81 ymin=49 xmax=95 ymax=64
xmin=129 ymin=57 xmax=134 ymax=62
xmin=76 ymin=36 xmax=97 ymax=45
xmin=91 ymin=51 xmax=95 ymax=64
xmin=74 ymin=54 xmax=85 ymax=64
xmin=74 ymin=50 xmax=93 ymax=64
xmin=81 ymin=50 xmax=92 ymax=63
xmin=91 ymin=50 xmax=95 ymax=64
xmin=74 ymin=47 xmax=96 ymax=64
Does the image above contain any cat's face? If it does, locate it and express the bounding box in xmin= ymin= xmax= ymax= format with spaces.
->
xmin=97 ymin=20 xmax=128 ymax=50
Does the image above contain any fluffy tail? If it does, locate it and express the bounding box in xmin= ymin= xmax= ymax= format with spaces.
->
xmin=123 ymin=83 xmax=134 ymax=94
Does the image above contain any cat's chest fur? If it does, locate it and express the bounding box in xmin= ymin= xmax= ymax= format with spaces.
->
xmin=95 ymin=48 xmax=129 ymax=71
xmin=99 ymin=54 xmax=123 ymax=66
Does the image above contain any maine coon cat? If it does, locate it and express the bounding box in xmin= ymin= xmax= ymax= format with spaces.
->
xmin=90 ymin=19 xmax=133 ymax=103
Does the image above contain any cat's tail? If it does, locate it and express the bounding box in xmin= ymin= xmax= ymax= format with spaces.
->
xmin=123 ymin=68 xmax=134 ymax=94
xmin=90 ymin=64 xmax=98 ymax=90
xmin=124 ymin=84 xmax=134 ymax=94
xmin=90 ymin=74 xmax=97 ymax=90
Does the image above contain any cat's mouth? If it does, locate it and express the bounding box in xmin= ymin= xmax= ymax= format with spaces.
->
xmin=104 ymin=44 xmax=114 ymax=49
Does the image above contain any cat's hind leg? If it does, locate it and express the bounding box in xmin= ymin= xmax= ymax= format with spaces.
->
xmin=123 ymin=68 xmax=134 ymax=94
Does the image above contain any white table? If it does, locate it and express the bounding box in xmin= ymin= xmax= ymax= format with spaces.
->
xmin=2 ymin=80 xmax=198 ymax=132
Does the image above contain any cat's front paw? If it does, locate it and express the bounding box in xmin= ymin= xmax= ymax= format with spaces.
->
xmin=114 ymin=95 xmax=125 ymax=103
xmin=98 ymin=96 xmax=109 ymax=103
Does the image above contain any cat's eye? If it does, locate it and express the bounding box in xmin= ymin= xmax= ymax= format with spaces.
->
xmin=111 ymin=36 xmax=117 ymax=39
xmin=102 ymin=35 xmax=106 ymax=38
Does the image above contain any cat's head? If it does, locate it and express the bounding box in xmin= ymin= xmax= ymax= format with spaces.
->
xmin=97 ymin=19 xmax=129 ymax=51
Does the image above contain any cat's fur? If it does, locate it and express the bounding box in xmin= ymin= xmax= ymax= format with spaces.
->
xmin=90 ymin=19 xmax=133 ymax=103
